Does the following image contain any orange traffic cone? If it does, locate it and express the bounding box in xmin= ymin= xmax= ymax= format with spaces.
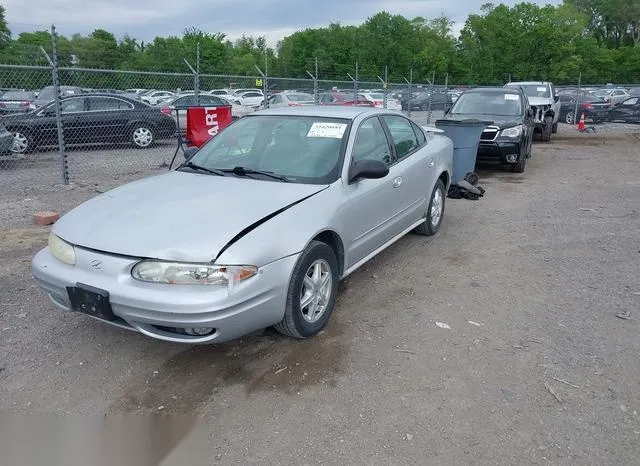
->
xmin=577 ymin=112 xmax=586 ymax=132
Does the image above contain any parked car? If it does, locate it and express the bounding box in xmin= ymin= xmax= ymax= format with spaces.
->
xmin=231 ymin=91 xmax=265 ymax=108
xmin=318 ymin=92 xmax=375 ymax=107
xmin=31 ymin=106 xmax=453 ymax=344
xmin=359 ymin=92 xmax=402 ymax=111
xmin=140 ymin=90 xmax=176 ymax=105
xmin=231 ymin=88 xmax=263 ymax=96
xmin=628 ymin=87 xmax=640 ymax=96
xmin=557 ymin=94 xmax=610 ymax=124
xmin=406 ymin=90 xmax=452 ymax=111
xmin=444 ymin=87 xmax=534 ymax=173
xmin=31 ymin=86 xmax=84 ymax=109
xmin=0 ymin=90 xmax=37 ymax=114
xmin=3 ymin=93 xmax=177 ymax=154
xmin=504 ymin=81 xmax=561 ymax=141
xmin=159 ymin=93 xmax=253 ymax=130
xmin=593 ymin=88 xmax=631 ymax=106
xmin=263 ymin=92 xmax=315 ymax=108
xmin=209 ymin=89 xmax=234 ymax=97
xmin=607 ymin=96 xmax=640 ymax=123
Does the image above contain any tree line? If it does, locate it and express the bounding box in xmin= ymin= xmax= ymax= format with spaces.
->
xmin=0 ymin=1 xmax=639 ymax=87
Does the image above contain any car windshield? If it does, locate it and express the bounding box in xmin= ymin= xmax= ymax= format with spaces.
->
xmin=450 ymin=92 xmax=523 ymax=116
xmin=594 ymin=89 xmax=612 ymax=97
xmin=368 ymin=93 xmax=384 ymax=99
xmin=507 ymin=84 xmax=550 ymax=99
xmin=183 ymin=115 xmax=350 ymax=184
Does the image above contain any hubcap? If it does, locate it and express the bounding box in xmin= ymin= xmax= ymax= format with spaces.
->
xmin=566 ymin=112 xmax=574 ymax=125
xmin=11 ymin=133 xmax=28 ymax=153
xmin=430 ymin=188 xmax=443 ymax=228
xmin=133 ymin=127 xmax=153 ymax=147
xmin=299 ymin=259 xmax=332 ymax=323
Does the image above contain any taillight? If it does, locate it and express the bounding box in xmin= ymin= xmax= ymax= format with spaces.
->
xmin=583 ymin=103 xmax=593 ymax=109
xmin=288 ymin=103 xmax=300 ymax=106
xmin=374 ymin=101 xmax=383 ymax=107
xmin=160 ymin=106 xmax=171 ymax=115
xmin=21 ymin=101 xmax=29 ymax=107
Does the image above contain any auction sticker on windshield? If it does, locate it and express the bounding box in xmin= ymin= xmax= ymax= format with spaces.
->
xmin=505 ymin=94 xmax=519 ymax=100
xmin=307 ymin=122 xmax=347 ymax=138
xmin=537 ymin=87 xmax=547 ymax=92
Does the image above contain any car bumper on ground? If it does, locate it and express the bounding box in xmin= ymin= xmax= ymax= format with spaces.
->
xmin=477 ymin=141 xmax=521 ymax=164
xmin=32 ymin=246 xmax=299 ymax=344
xmin=0 ymin=131 xmax=14 ymax=154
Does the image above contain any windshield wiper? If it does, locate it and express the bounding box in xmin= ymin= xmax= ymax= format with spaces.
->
xmin=222 ymin=166 xmax=289 ymax=182
xmin=179 ymin=161 xmax=226 ymax=176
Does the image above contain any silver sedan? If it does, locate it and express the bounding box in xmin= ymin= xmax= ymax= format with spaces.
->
xmin=32 ymin=107 xmax=453 ymax=344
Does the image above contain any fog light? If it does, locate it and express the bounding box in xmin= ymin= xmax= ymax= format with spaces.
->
xmin=184 ymin=327 xmax=214 ymax=336
xmin=507 ymin=154 xmax=517 ymax=163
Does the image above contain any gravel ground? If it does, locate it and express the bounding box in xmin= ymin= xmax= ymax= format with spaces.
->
xmin=1 ymin=117 xmax=639 ymax=464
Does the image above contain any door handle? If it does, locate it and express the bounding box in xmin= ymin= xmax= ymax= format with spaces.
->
xmin=392 ymin=177 xmax=403 ymax=188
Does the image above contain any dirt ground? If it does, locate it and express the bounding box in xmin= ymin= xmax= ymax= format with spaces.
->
xmin=1 ymin=125 xmax=639 ymax=464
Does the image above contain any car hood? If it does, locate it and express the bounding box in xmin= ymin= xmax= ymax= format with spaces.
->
xmin=443 ymin=113 xmax=522 ymax=128
xmin=54 ymin=171 xmax=328 ymax=262
xmin=527 ymin=97 xmax=553 ymax=106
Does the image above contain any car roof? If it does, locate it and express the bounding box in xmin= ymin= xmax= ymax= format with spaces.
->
xmin=254 ymin=106 xmax=395 ymax=119
xmin=506 ymin=81 xmax=549 ymax=85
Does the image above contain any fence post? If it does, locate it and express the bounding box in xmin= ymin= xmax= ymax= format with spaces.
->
xmin=347 ymin=62 xmax=358 ymax=107
xmin=41 ymin=25 xmax=68 ymax=185
xmin=404 ymin=68 xmax=413 ymax=117
xmin=183 ymin=58 xmax=196 ymax=97
xmin=443 ymin=73 xmax=449 ymax=113
xmin=573 ymin=72 xmax=582 ymax=125
xmin=306 ymin=57 xmax=319 ymax=105
xmin=377 ymin=66 xmax=388 ymax=109
xmin=195 ymin=42 xmax=200 ymax=105
xmin=427 ymin=70 xmax=435 ymax=125
xmin=254 ymin=64 xmax=268 ymax=108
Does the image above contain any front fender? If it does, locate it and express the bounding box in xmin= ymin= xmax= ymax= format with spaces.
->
xmin=216 ymin=183 xmax=344 ymax=267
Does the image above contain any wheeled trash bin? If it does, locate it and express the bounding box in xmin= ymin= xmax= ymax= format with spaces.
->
xmin=434 ymin=119 xmax=492 ymax=184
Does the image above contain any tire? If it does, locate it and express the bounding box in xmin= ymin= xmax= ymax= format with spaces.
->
xmin=274 ymin=240 xmax=339 ymax=339
xmin=552 ymin=121 xmax=558 ymax=134
xmin=541 ymin=116 xmax=553 ymax=142
xmin=565 ymin=111 xmax=575 ymax=124
xmin=511 ymin=153 xmax=526 ymax=173
xmin=131 ymin=125 xmax=155 ymax=149
xmin=10 ymin=129 xmax=35 ymax=154
xmin=413 ymin=179 xmax=445 ymax=236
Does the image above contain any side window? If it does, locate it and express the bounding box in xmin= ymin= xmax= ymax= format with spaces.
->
xmin=623 ymin=98 xmax=638 ymax=106
xmin=89 ymin=97 xmax=133 ymax=111
xmin=177 ymin=95 xmax=195 ymax=106
xmin=381 ymin=115 xmax=419 ymax=160
xmin=272 ymin=95 xmax=282 ymax=104
xmin=410 ymin=121 xmax=426 ymax=145
xmin=60 ymin=97 xmax=85 ymax=113
xmin=352 ymin=117 xmax=392 ymax=165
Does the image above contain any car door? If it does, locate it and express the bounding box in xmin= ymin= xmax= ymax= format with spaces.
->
xmin=611 ymin=97 xmax=639 ymax=122
xmin=42 ymin=97 xmax=87 ymax=144
xmin=341 ymin=116 xmax=414 ymax=269
xmin=380 ymin=114 xmax=434 ymax=226
xmin=85 ymin=96 xmax=134 ymax=141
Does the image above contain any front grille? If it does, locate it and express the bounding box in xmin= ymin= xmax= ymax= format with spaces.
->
xmin=480 ymin=126 xmax=500 ymax=141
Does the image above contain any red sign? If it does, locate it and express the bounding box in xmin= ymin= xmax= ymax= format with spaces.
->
xmin=186 ymin=106 xmax=233 ymax=147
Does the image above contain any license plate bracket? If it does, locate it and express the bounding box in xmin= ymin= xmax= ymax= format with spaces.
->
xmin=66 ymin=283 xmax=116 ymax=321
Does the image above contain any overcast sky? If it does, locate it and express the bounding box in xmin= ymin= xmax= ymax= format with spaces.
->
xmin=5 ymin=0 xmax=562 ymax=46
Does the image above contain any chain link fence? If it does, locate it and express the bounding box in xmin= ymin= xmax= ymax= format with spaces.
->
xmin=2 ymin=26 xmax=637 ymax=198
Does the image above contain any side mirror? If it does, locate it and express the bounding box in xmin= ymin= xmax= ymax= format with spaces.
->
xmin=183 ymin=147 xmax=199 ymax=160
xmin=554 ymin=95 xmax=560 ymax=103
xmin=349 ymin=159 xmax=389 ymax=183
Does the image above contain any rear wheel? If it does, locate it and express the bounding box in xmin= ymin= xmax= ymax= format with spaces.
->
xmin=565 ymin=111 xmax=575 ymax=124
xmin=131 ymin=125 xmax=155 ymax=148
xmin=414 ymin=179 xmax=445 ymax=236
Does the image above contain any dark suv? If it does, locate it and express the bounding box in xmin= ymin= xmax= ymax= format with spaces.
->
xmin=443 ymin=87 xmax=535 ymax=173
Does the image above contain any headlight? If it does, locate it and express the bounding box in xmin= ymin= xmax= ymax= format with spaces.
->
xmin=501 ymin=125 xmax=523 ymax=138
xmin=131 ymin=261 xmax=258 ymax=287
xmin=48 ymin=233 xmax=76 ymax=265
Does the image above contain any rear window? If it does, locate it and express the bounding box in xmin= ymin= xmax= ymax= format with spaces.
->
xmin=2 ymin=91 xmax=35 ymax=100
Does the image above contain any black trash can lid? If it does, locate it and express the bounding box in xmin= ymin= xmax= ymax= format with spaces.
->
xmin=435 ymin=118 xmax=494 ymax=127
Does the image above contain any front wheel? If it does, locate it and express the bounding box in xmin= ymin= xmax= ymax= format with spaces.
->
xmin=552 ymin=121 xmax=558 ymax=134
xmin=541 ymin=117 xmax=553 ymax=142
xmin=565 ymin=111 xmax=575 ymax=124
xmin=414 ymin=179 xmax=445 ymax=236
xmin=131 ymin=125 xmax=155 ymax=149
xmin=11 ymin=130 xmax=35 ymax=154
xmin=274 ymin=241 xmax=339 ymax=339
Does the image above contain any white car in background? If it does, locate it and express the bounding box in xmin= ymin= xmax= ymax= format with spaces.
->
xmin=232 ymin=91 xmax=265 ymax=108
xmin=264 ymin=92 xmax=315 ymax=108
xmin=141 ymin=90 xmax=176 ymax=105
xmin=232 ymin=88 xmax=263 ymax=96
xmin=360 ymin=92 xmax=402 ymax=111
